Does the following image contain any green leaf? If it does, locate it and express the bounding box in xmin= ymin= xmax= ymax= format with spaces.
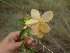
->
xmin=27 ymin=32 xmax=31 ymax=37
xmin=19 ymin=17 xmax=33 ymax=23
xmin=21 ymin=38 xmax=27 ymax=49
xmin=18 ymin=52 xmax=23 ymax=53
xmin=23 ymin=49 xmax=26 ymax=53
xmin=26 ymin=47 xmax=34 ymax=53
xmin=19 ymin=17 xmax=28 ymax=23
xmin=30 ymin=17 xmax=33 ymax=19
xmin=18 ymin=29 xmax=26 ymax=39
xmin=18 ymin=27 xmax=30 ymax=39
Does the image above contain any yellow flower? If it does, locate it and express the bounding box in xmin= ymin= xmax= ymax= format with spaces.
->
xmin=25 ymin=9 xmax=53 ymax=38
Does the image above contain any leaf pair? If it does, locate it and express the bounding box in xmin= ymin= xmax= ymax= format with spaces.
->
xmin=19 ymin=17 xmax=28 ymax=23
xmin=19 ymin=17 xmax=33 ymax=23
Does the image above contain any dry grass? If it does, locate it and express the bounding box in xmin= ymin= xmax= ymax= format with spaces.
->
xmin=0 ymin=0 xmax=70 ymax=53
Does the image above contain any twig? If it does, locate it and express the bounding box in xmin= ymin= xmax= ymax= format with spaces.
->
xmin=34 ymin=38 xmax=53 ymax=53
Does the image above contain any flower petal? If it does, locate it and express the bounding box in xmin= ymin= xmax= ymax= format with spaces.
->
xmin=31 ymin=9 xmax=41 ymax=20
xmin=40 ymin=23 xmax=50 ymax=33
xmin=25 ymin=19 xmax=38 ymax=27
xmin=41 ymin=11 xmax=53 ymax=22
xmin=30 ymin=24 xmax=39 ymax=35
xmin=37 ymin=32 xmax=43 ymax=38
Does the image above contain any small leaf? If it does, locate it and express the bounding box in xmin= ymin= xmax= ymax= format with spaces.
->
xmin=26 ymin=47 xmax=34 ymax=53
xmin=23 ymin=49 xmax=26 ymax=53
xmin=27 ymin=32 xmax=31 ymax=37
xmin=19 ymin=19 xmax=24 ymax=23
xmin=19 ymin=17 xmax=28 ymax=23
xmin=30 ymin=17 xmax=33 ymax=19
xmin=18 ymin=27 xmax=30 ymax=39
xmin=21 ymin=38 xmax=28 ymax=49
xmin=18 ymin=29 xmax=26 ymax=39
xmin=18 ymin=52 xmax=23 ymax=53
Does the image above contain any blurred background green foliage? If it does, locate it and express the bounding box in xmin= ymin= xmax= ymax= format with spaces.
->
xmin=0 ymin=0 xmax=70 ymax=53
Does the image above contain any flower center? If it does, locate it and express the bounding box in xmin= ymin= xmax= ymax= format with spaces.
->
xmin=38 ymin=19 xmax=44 ymax=25
xmin=39 ymin=29 xmax=42 ymax=32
